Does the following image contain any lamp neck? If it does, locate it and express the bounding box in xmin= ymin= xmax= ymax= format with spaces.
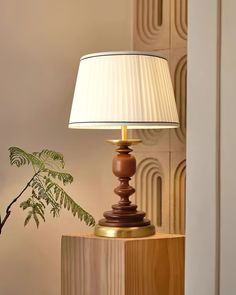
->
xmin=121 ymin=126 xmax=128 ymax=141
xmin=107 ymin=126 xmax=141 ymax=145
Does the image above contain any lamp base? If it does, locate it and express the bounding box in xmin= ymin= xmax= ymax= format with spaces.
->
xmin=94 ymin=224 xmax=156 ymax=238
xmin=98 ymin=137 xmax=155 ymax=238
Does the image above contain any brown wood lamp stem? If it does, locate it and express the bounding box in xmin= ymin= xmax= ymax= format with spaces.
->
xmin=98 ymin=127 xmax=151 ymax=228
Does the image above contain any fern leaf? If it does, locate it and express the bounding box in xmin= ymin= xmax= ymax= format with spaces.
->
xmin=43 ymin=169 xmax=73 ymax=185
xmin=34 ymin=203 xmax=44 ymax=216
xmin=24 ymin=213 xmax=32 ymax=226
xmin=30 ymin=178 xmax=60 ymax=209
xmin=20 ymin=193 xmax=46 ymax=227
xmin=44 ymin=178 xmax=95 ymax=226
xmin=8 ymin=146 xmax=95 ymax=229
xmin=33 ymin=213 xmax=40 ymax=228
xmin=9 ymin=147 xmax=44 ymax=169
xmin=33 ymin=149 xmax=65 ymax=169
xmin=20 ymin=199 xmax=32 ymax=210
xmin=34 ymin=205 xmax=45 ymax=222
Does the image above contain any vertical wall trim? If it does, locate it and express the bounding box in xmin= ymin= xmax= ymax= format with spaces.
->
xmin=216 ymin=0 xmax=222 ymax=294
xmin=186 ymin=0 xmax=219 ymax=294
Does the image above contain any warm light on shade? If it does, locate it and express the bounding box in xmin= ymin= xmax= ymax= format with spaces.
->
xmin=69 ymin=51 xmax=179 ymax=129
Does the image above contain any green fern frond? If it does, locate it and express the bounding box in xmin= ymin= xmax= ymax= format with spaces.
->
xmin=33 ymin=149 xmax=65 ymax=169
xmin=9 ymin=147 xmax=44 ymax=169
xmin=24 ymin=213 xmax=32 ymax=227
xmin=33 ymin=213 xmax=39 ymax=228
xmin=30 ymin=178 xmax=60 ymax=209
xmin=43 ymin=169 xmax=73 ymax=185
xmin=45 ymin=177 xmax=95 ymax=226
xmin=20 ymin=194 xmax=46 ymax=227
xmin=50 ymin=205 xmax=61 ymax=217
xmin=3 ymin=147 xmax=95 ymax=232
xmin=20 ymin=199 xmax=32 ymax=210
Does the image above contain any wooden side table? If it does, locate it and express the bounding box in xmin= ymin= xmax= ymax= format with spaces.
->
xmin=61 ymin=233 xmax=184 ymax=295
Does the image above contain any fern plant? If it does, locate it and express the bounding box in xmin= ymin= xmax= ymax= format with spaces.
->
xmin=0 ymin=147 xmax=95 ymax=234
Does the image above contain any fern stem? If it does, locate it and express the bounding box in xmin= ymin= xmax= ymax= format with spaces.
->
xmin=0 ymin=171 xmax=41 ymax=234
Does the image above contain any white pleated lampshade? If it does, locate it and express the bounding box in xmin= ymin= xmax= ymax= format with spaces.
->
xmin=69 ymin=52 xmax=179 ymax=129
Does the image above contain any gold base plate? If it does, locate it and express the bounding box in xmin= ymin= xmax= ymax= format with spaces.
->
xmin=94 ymin=224 xmax=156 ymax=238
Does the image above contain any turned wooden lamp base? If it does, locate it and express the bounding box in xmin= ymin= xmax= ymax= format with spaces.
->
xmin=94 ymin=126 xmax=156 ymax=238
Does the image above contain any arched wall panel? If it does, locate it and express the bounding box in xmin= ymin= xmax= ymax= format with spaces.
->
xmin=135 ymin=157 xmax=163 ymax=227
xmin=134 ymin=151 xmax=170 ymax=232
xmin=133 ymin=0 xmax=187 ymax=234
xmin=171 ymin=0 xmax=188 ymax=48
xmin=134 ymin=0 xmax=170 ymax=50
xmin=170 ymin=158 xmax=186 ymax=234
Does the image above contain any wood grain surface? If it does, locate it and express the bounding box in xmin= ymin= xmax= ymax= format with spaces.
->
xmin=61 ymin=233 xmax=184 ymax=295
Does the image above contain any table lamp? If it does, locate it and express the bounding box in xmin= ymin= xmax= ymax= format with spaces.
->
xmin=69 ymin=51 xmax=179 ymax=238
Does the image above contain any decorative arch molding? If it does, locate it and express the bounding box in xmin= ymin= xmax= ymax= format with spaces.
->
xmin=133 ymin=0 xmax=187 ymax=235
xmin=174 ymin=0 xmax=188 ymax=41
xmin=134 ymin=129 xmax=163 ymax=146
xmin=135 ymin=157 xmax=163 ymax=227
xmin=174 ymin=55 xmax=187 ymax=143
xmin=134 ymin=0 xmax=170 ymax=50
xmin=172 ymin=159 xmax=186 ymax=234
xmin=136 ymin=0 xmax=163 ymax=44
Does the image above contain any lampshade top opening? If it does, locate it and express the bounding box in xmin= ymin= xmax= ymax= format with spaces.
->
xmin=80 ymin=51 xmax=167 ymax=61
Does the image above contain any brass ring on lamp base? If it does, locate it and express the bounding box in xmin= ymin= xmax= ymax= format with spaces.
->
xmin=94 ymin=224 xmax=156 ymax=238
xmin=106 ymin=139 xmax=142 ymax=146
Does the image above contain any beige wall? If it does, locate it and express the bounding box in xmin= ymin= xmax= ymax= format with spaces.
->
xmin=0 ymin=1 xmax=132 ymax=294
